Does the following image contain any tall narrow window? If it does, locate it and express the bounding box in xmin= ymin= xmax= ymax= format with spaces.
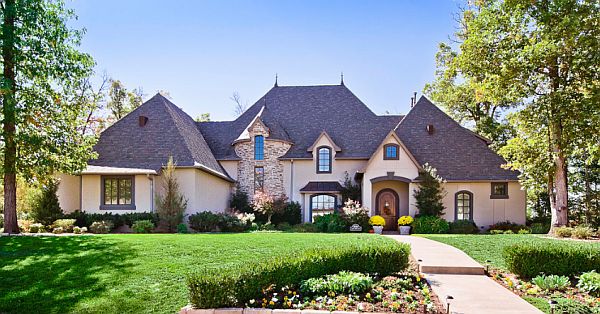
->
xmin=455 ymin=191 xmax=473 ymax=221
xmin=384 ymin=144 xmax=399 ymax=160
xmin=254 ymin=167 xmax=264 ymax=192
xmin=254 ymin=135 xmax=264 ymax=160
xmin=310 ymin=194 xmax=336 ymax=222
xmin=317 ymin=146 xmax=332 ymax=173
xmin=102 ymin=176 xmax=135 ymax=210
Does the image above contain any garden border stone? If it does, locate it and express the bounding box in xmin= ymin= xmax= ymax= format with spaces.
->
xmin=180 ymin=307 xmax=386 ymax=314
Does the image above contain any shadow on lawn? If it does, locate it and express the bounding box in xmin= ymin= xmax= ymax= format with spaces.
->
xmin=0 ymin=235 xmax=136 ymax=314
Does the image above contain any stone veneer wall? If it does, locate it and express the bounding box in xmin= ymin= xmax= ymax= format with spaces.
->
xmin=234 ymin=121 xmax=291 ymax=199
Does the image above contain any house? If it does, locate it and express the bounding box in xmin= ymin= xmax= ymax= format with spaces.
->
xmin=57 ymin=82 xmax=526 ymax=230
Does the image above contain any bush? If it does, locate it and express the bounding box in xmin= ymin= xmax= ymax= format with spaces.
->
xmin=229 ymin=185 xmax=253 ymax=214
xmin=62 ymin=211 xmax=159 ymax=228
xmin=572 ymin=225 xmax=594 ymax=239
xmin=489 ymin=221 xmax=527 ymax=233
xmin=300 ymin=271 xmax=373 ymax=296
xmin=518 ymin=229 xmax=531 ymax=234
xmin=188 ymin=211 xmax=221 ymax=232
xmin=341 ymin=200 xmax=370 ymax=232
xmin=132 ymin=220 xmax=155 ymax=233
xmin=555 ymin=226 xmax=573 ymax=238
xmin=29 ymin=223 xmax=44 ymax=233
xmin=89 ymin=221 xmax=114 ymax=234
xmin=52 ymin=219 xmax=76 ymax=232
xmin=52 ymin=227 xmax=64 ymax=234
xmin=555 ymin=298 xmax=595 ymax=314
xmin=17 ymin=219 xmax=33 ymax=233
xmin=532 ymin=274 xmax=570 ymax=291
xmin=530 ymin=222 xmax=550 ymax=234
xmin=503 ymin=241 xmax=600 ymax=278
xmin=30 ymin=179 xmax=63 ymax=226
xmin=73 ymin=226 xmax=86 ymax=234
xmin=449 ymin=220 xmax=478 ymax=234
xmin=218 ymin=213 xmax=250 ymax=232
xmin=577 ymin=271 xmax=600 ymax=296
xmin=504 ymin=230 xmax=514 ymax=234
xmin=489 ymin=229 xmax=504 ymax=235
xmin=156 ymin=157 xmax=188 ymax=232
xmin=186 ymin=240 xmax=410 ymax=308
xmin=314 ymin=213 xmax=348 ymax=233
xmin=177 ymin=223 xmax=188 ymax=234
xmin=413 ymin=164 xmax=446 ymax=217
xmin=412 ymin=216 xmax=449 ymax=234
xmin=288 ymin=223 xmax=319 ymax=233
xmin=271 ymin=201 xmax=302 ymax=226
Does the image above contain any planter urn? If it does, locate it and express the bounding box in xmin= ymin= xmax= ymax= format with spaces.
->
xmin=399 ymin=226 xmax=411 ymax=235
xmin=373 ymin=225 xmax=384 ymax=234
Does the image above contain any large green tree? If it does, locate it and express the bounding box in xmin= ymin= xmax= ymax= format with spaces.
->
xmin=1 ymin=0 xmax=96 ymax=233
xmin=442 ymin=0 xmax=599 ymax=231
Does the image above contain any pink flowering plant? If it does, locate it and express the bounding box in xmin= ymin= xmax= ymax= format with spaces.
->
xmin=341 ymin=199 xmax=370 ymax=231
xmin=252 ymin=191 xmax=287 ymax=224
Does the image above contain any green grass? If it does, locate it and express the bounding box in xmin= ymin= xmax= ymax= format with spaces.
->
xmin=417 ymin=234 xmax=599 ymax=271
xmin=0 ymin=233 xmax=400 ymax=314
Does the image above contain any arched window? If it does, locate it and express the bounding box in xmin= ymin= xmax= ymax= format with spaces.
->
xmin=317 ymin=146 xmax=332 ymax=173
xmin=310 ymin=194 xmax=336 ymax=222
xmin=254 ymin=135 xmax=264 ymax=160
xmin=455 ymin=191 xmax=473 ymax=221
xmin=384 ymin=144 xmax=399 ymax=160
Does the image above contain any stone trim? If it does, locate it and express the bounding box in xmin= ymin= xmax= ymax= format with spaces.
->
xmin=180 ymin=306 xmax=364 ymax=314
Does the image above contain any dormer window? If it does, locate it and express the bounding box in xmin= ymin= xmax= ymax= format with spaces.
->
xmin=384 ymin=144 xmax=399 ymax=160
xmin=254 ymin=135 xmax=264 ymax=160
xmin=317 ymin=146 xmax=332 ymax=173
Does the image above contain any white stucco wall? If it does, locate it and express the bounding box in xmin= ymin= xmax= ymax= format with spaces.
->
xmin=79 ymin=174 xmax=153 ymax=214
xmin=220 ymin=160 xmax=239 ymax=181
xmin=57 ymin=174 xmax=81 ymax=213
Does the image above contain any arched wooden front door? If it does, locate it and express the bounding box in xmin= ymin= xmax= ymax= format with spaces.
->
xmin=376 ymin=189 xmax=399 ymax=231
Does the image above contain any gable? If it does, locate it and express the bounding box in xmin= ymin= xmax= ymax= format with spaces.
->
xmin=363 ymin=132 xmax=420 ymax=180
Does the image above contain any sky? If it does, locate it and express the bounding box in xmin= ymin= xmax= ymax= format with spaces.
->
xmin=69 ymin=0 xmax=459 ymax=121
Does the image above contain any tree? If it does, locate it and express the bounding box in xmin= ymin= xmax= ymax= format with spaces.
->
xmin=414 ymin=164 xmax=446 ymax=217
xmin=340 ymin=172 xmax=361 ymax=203
xmin=231 ymin=91 xmax=248 ymax=117
xmin=1 ymin=0 xmax=96 ymax=233
xmin=30 ymin=179 xmax=62 ymax=226
xmin=155 ymin=157 xmax=188 ymax=232
xmin=252 ymin=191 xmax=286 ymax=224
xmin=195 ymin=113 xmax=211 ymax=122
xmin=106 ymin=79 xmax=145 ymax=121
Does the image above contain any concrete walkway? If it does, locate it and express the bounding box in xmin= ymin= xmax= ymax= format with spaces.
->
xmin=386 ymin=235 xmax=542 ymax=314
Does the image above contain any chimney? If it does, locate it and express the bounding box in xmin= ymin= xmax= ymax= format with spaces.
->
xmin=410 ymin=96 xmax=414 ymax=108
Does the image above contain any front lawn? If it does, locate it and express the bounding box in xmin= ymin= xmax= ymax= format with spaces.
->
xmin=0 ymin=233 xmax=399 ymax=314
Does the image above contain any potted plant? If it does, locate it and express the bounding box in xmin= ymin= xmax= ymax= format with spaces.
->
xmin=369 ymin=215 xmax=386 ymax=234
xmin=398 ymin=216 xmax=413 ymax=235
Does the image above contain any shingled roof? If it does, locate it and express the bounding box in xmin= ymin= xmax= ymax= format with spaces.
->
xmin=89 ymin=93 xmax=230 ymax=180
xmin=395 ymin=97 xmax=519 ymax=181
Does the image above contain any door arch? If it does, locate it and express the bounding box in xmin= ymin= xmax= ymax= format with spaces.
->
xmin=375 ymin=188 xmax=399 ymax=231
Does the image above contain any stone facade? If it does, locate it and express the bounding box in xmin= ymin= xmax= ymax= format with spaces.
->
xmin=234 ymin=119 xmax=291 ymax=199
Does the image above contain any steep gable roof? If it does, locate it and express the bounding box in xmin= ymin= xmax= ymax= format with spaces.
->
xmin=394 ymin=96 xmax=519 ymax=181
xmin=90 ymin=94 xmax=230 ymax=179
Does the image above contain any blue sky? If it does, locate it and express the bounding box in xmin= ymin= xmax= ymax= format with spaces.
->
xmin=70 ymin=0 xmax=458 ymax=121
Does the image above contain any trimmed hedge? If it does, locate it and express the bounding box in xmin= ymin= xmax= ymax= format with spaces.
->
xmin=503 ymin=241 xmax=600 ymax=278
xmin=186 ymin=240 xmax=410 ymax=309
xmin=412 ymin=216 xmax=449 ymax=234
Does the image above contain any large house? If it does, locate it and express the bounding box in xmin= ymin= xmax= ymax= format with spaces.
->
xmin=57 ymin=82 xmax=526 ymax=229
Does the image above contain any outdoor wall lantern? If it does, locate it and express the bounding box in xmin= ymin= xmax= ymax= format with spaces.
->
xmin=445 ymin=295 xmax=454 ymax=314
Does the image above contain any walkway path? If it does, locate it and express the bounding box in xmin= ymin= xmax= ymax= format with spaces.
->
xmin=385 ymin=235 xmax=542 ymax=314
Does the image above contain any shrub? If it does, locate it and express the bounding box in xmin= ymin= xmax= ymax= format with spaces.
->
xmin=62 ymin=211 xmax=159 ymax=228
xmin=530 ymin=222 xmax=550 ymax=234
xmin=555 ymin=226 xmax=573 ymax=238
xmin=503 ymin=241 xmax=600 ymax=278
xmin=155 ymin=157 xmax=188 ymax=232
xmin=188 ymin=211 xmax=221 ymax=232
xmin=252 ymin=192 xmax=287 ymax=224
xmin=413 ymin=164 xmax=446 ymax=217
xmin=53 ymin=219 xmax=76 ymax=232
xmin=572 ymin=225 xmax=594 ymax=239
xmin=271 ymin=201 xmax=302 ymax=226
xmin=489 ymin=229 xmax=504 ymax=235
xmin=518 ymin=229 xmax=531 ymax=234
xmin=300 ymin=271 xmax=373 ymax=296
xmin=288 ymin=223 xmax=319 ymax=233
xmin=229 ymin=185 xmax=253 ymax=214
xmin=504 ymin=230 xmax=514 ymax=234
xmin=412 ymin=216 xmax=449 ymax=234
xmin=29 ymin=223 xmax=44 ymax=233
xmin=52 ymin=227 xmax=64 ymax=234
xmin=30 ymin=179 xmax=63 ymax=226
xmin=177 ymin=223 xmax=188 ymax=234
xmin=341 ymin=200 xmax=370 ymax=232
xmin=73 ymin=226 xmax=82 ymax=234
xmin=132 ymin=220 xmax=155 ymax=233
xmin=449 ymin=220 xmax=478 ymax=234
xmin=368 ymin=215 xmax=385 ymax=227
xmin=315 ymin=213 xmax=348 ymax=233
xmin=489 ymin=221 xmax=527 ymax=233
xmin=186 ymin=240 xmax=410 ymax=308
xmin=340 ymin=172 xmax=361 ymax=204
xmin=89 ymin=221 xmax=114 ymax=234
xmin=555 ymin=298 xmax=595 ymax=314
xmin=17 ymin=219 xmax=33 ymax=233
xmin=532 ymin=274 xmax=570 ymax=291
xmin=397 ymin=216 xmax=414 ymax=226
xmin=577 ymin=271 xmax=600 ymax=296
xmin=218 ymin=213 xmax=251 ymax=232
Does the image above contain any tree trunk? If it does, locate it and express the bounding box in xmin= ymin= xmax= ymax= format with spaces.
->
xmin=2 ymin=0 xmax=19 ymax=234
xmin=550 ymin=147 xmax=569 ymax=233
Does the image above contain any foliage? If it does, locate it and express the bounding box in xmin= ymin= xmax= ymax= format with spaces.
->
xmin=271 ymin=201 xmax=302 ymax=226
xmin=188 ymin=211 xmax=221 ymax=232
xmin=106 ymin=79 xmax=143 ymax=120
xmin=72 ymin=226 xmax=87 ymax=234
xmin=503 ymin=241 xmax=600 ymax=278
xmin=62 ymin=211 xmax=159 ymax=228
xmin=287 ymin=223 xmax=319 ymax=233
xmin=52 ymin=219 xmax=76 ymax=232
xmin=554 ymin=227 xmax=573 ymax=238
xmin=572 ymin=225 xmax=594 ymax=239
xmin=413 ymin=164 xmax=446 ymax=217
xmin=252 ymin=192 xmax=287 ymax=224
xmin=517 ymin=229 xmax=531 ymax=235
xmin=299 ymin=271 xmax=374 ymax=296
xmin=341 ymin=199 xmax=370 ymax=231
xmin=488 ymin=221 xmax=528 ymax=233
xmin=531 ymin=274 xmax=570 ymax=292
xmin=397 ymin=216 xmax=413 ymax=226
xmin=315 ymin=213 xmax=348 ymax=233
xmin=89 ymin=221 xmax=114 ymax=234
xmin=186 ymin=239 xmax=410 ymax=308
xmin=155 ymin=157 xmax=188 ymax=232
xmin=412 ymin=216 xmax=449 ymax=234
xmin=52 ymin=227 xmax=64 ymax=234
xmin=368 ymin=215 xmax=385 ymax=227
xmin=577 ymin=271 xmax=600 ymax=296
xmin=16 ymin=219 xmax=32 ymax=233
xmin=449 ymin=220 xmax=478 ymax=234
xmin=132 ymin=220 xmax=155 ymax=234
xmin=229 ymin=185 xmax=253 ymax=214
xmin=188 ymin=211 xmax=254 ymax=233
xmin=177 ymin=223 xmax=188 ymax=234
xmin=529 ymin=223 xmax=550 ymax=234
xmin=28 ymin=223 xmax=44 ymax=233
xmin=340 ymin=172 xmax=361 ymax=203
xmin=30 ymin=179 xmax=63 ymax=226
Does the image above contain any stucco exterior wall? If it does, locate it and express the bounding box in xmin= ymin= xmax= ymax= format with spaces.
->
xmin=194 ymin=169 xmax=232 ymax=214
xmin=57 ymin=174 xmax=81 ymax=213
xmin=79 ymin=174 xmax=153 ymax=214
xmin=371 ymin=180 xmax=409 ymax=217
xmin=408 ymin=181 xmax=526 ymax=228
xmin=220 ymin=160 xmax=239 ymax=181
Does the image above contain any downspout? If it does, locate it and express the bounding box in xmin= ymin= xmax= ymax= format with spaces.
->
xmin=290 ymin=159 xmax=294 ymax=201
xmin=79 ymin=175 xmax=83 ymax=211
xmin=147 ymin=174 xmax=154 ymax=212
